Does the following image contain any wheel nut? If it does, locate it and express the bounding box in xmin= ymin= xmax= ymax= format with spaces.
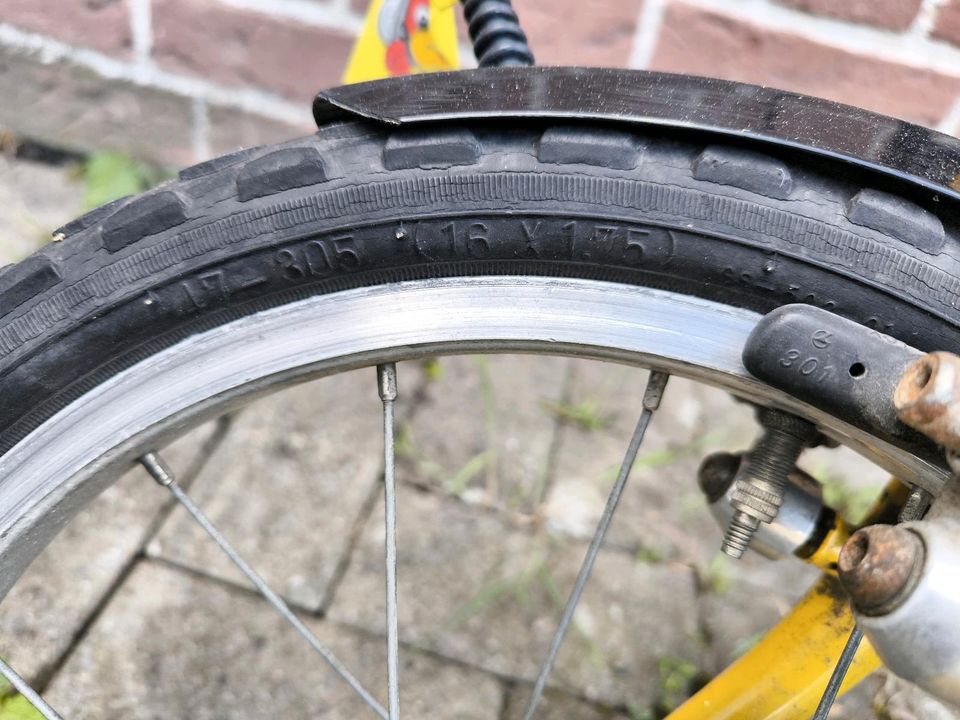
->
xmin=838 ymin=524 xmax=925 ymax=616
xmin=721 ymin=408 xmax=818 ymax=559
xmin=895 ymin=351 xmax=960 ymax=451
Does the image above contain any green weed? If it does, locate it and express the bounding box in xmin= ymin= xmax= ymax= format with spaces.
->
xmin=81 ymin=152 xmax=171 ymax=210
xmin=423 ymin=358 xmax=443 ymax=381
xmin=598 ymin=428 xmax=730 ymax=486
xmin=445 ymin=451 xmax=490 ymax=496
xmin=656 ymin=657 xmax=700 ymax=713
xmin=635 ymin=547 xmax=665 ymax=564
xmin=396 ymin=423 xmax=489 ymax=499
xmin=451 ymin=543 xmax=609 ymax=668
xmin=697 ymin=552 xmax=733 ymax=596
xmin=542 ymin=399 xmax=612 ymax=432
xmin=809 ymin=462 xmax=881 ymax=525
xmin=0 ymin=666 xmax=44 ymax=718
xmin=0 ymin=695 xmax=45 ymax=718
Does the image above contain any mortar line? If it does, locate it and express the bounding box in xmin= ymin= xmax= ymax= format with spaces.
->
xmin=134 ymin=555 xmax=621 ymax=716
xmin=317 ymin=472 xmax=387 ymax=616
xmin=129 ymin=0 xmax=153 ymax=68
xmin=628 ymin=0 xmax=667 ymax=69
xmin=677 ymin=0 xmax=960 ymax=78
xmin=191 ymin=96 xmax=212 ymax=162
xmin=143 ymin=553 xmax=326 ymax=612
xmin=497 ymin=679 xmax=516 ymax=720
xmin=328 ymin=615 xmax=623 ymax=712
xmin=318 ymin=364 xmax=435 ymax=616
xmin=0 ymin=24 xmax=313 ymax=127
xmin=529 ymin=359 xmax=577 ymax=511
xmin=214 ymin=0 xmax=364 ymax=34
xmin=909 ymin=0 xmax=950 ymax=39
xmin=32 ymin=414 xmax=235 ymax=693
xmin=938 ymin=95 xmax=960 ymax=135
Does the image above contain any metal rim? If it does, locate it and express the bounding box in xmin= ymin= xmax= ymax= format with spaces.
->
xmin=0 ymin=276 xmax=946 ymax=602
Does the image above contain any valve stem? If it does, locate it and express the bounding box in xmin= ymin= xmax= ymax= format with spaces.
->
xmin=721 ymin=408 xmax=818 ymax=558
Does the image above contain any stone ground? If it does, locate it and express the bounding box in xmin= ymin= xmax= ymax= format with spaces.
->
xmin=1 ymin=153 xmax=959 ymax=719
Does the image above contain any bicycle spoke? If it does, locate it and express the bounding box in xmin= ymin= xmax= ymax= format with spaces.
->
xmin=810 ymin=626 xmax=863 ymax=720
xmin=810 ymin=486 xmax=932 ymax=719
xmin=0 ymin=657 xmax=64 ymax=720
xmin=140 ymin=452 xmax=387 ymax=720
xmin=522 ymin=371 xmax=671 ymax=720
xmin=377 ymin=364 xmax=401 ymax=720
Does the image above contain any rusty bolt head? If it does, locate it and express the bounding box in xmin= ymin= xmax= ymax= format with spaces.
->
xmin=895 ymin=352 xmax=960 ymax=451
xmin=697 ymin=452 xmax=742 ymax=503
xmin=838 ymin=524 xmax=925 ymax=616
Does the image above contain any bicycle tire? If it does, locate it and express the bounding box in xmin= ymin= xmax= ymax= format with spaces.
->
xmin=1 ymin=109 xmax=959 ymax=459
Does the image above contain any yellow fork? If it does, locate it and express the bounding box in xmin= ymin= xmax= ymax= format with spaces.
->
xmin=666 ymin=575 xmax=879 ymax=720
xmin=666 ymin=480 xmax=910 ymax=720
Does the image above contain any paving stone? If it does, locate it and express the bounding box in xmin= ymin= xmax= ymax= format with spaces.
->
xmin=328 ymin=483 xmax=700 ymax=709
xmin=397 ymin=355 xmax=570 ymax=513
xmin=0 ymin=420 xmax=221 ymax=684
xmin=832 ymin=672 xmax=885 ymax=720
xmin=0 ymin=48 xmax=197 ymax=166
xmin=875 ymin=672 xmax=960 ymax=720
xmin=546 ymin=362 xmax=756 ymax=567
xmin=45 ymin=561 xmax=503 ymax=719
xmin=696 ymin=552 xmax=820 ymax=676
xmin=502 ymin=685 xmax=629 ymax=719
xmin=0 ymin=155 xmax=84 ymax=264
xmin=150 ymin=369 xmax=386 ymax=612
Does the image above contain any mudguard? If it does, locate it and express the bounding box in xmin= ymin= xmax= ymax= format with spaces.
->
xmin=314 ymin=67 xmax=960 ymax=205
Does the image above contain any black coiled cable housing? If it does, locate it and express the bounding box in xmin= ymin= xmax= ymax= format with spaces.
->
xmin=461 ymin=0 xmax=535 ymax=67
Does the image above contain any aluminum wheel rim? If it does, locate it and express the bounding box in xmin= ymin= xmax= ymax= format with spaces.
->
xmin=0 ymin=276 xmax=946 ymax=600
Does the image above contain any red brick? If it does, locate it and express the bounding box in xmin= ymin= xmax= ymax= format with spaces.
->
xmin=511 ymin=0 xmax=645 ymax=67
xmin=651 ymin=3 xmax=960 ymax=127
xmin=152 ymin=0 xmax=355 ymax=102
xmin=0 ymin=46 xmax=195 ymax=166
xmin=1 ymin=0 xmax=131 ymax=56
xmin=933 ymin=0 xmax=960 ymax=47
xmin=208 ymin=105 xmax=312 ymax=157
xmin=775 ymin=0 xmax=922 ymax=31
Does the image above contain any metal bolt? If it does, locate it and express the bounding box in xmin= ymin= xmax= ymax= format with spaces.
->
xmin=895 ymin=351 xmax=960 ymax=451
xmin=721 ymin=408 xmax=818 ymax=558
xmin=838 ymin=524 xmax=925 ymax=616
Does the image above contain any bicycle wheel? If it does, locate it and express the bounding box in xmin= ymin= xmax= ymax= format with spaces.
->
xmin=0 ymin=69 xmax=957 ymax=717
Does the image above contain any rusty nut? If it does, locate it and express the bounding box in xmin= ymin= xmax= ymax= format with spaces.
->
xmin=894 ymin=351 xmax=960 ymax=451
xmin=838 ymin=524 xmax=925 ymax=616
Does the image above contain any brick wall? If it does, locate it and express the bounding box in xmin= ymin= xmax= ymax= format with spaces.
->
xmin=1 ymin=0 xmax=960 ymax=167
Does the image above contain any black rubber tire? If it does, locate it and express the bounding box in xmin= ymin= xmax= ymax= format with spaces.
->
xmin=1 ymin=118 xmax=959 ymax=455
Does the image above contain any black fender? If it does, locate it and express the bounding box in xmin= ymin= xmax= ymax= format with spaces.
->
xmin=314 ymin=67 xmax=960 ymax=206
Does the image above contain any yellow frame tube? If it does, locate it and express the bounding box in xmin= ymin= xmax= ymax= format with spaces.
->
xmin=663 ymin=477 xmax=912 ymax=720
xmin=666 ymin=576 xmax=880 ymax=720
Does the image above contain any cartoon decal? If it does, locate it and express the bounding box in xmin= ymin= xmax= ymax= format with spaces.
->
xmin=379 ymin=0 xmax=450 ymax=75
xmin=343 ymin=0 xmax=459 ymax=84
